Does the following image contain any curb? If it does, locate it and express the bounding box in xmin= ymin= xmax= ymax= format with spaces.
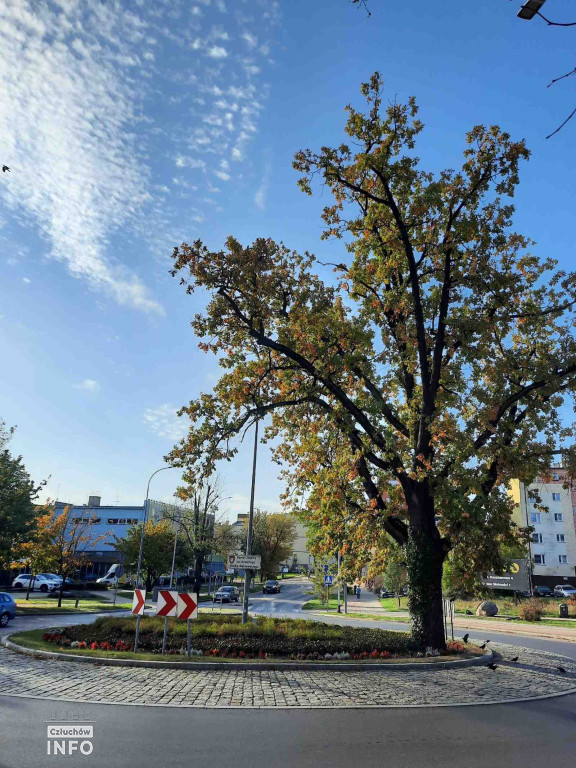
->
xmin=2 ymin=635 xmax=491 ymax=672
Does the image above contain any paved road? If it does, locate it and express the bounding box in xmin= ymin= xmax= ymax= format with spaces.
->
xmin=2 ymin=583 xmax=576 ymax=767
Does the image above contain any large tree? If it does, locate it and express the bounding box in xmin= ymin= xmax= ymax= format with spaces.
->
xmin=241 ymin=510 xmax=297 ymax=580
xmin=0 ymin=421 xmax=44 ymax=575
xmin=169 ymin=74 xmax=576 ymax=649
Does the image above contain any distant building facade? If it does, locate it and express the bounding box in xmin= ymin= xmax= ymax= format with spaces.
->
xmin=509 ymin=470 xmax=576 ymax=589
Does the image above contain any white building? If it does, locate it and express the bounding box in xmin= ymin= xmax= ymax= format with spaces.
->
xmin=509 ymin=472 xmax=576 ymax=589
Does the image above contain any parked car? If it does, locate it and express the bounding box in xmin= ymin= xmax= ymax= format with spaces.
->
xmin=0 ymin=593 xmax=17 ymax=626
xmin=380 ymin=589 xmax=395 ymax=599
xmin=532 ymin=585 xmax=554 ymax=598
xmin=11 ymin=573 xmax=63 ymax=593
xmin=553 ymin=584 xmax=576 ymax=598
xmin=213 ymin=586 xmax=240 ymax=603
xmin=263 ymin=580 xmax=281 ymax=594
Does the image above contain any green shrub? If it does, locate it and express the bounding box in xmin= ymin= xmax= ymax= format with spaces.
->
xmin=518 ymin=599 xmax=545 ymax=622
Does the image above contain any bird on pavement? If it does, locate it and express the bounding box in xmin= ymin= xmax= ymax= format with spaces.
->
xmin=2 ymin=165 xmax=10 ymax=172
xmin=557 ymin=666 xmax=567 ymax=674
xmin=510 ymin=656 xmax=519 ymax=663
xmin=487 ymin=663 xmax=498 ymax=670
xmin=480 ymin=641 xmax=490 ymax=649
xmin=462 ymin=633 xmax=469 ymax=644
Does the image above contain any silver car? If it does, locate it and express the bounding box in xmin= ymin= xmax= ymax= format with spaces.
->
xmin=553 ymin=584 xmax=576 ymax=598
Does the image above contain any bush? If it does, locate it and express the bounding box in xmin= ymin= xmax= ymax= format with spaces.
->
xmin=518 ymin=598 xmax=545 ymax=622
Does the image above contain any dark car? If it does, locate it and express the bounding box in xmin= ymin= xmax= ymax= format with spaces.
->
xmin=380 ymin=589 xmax=395 ymax=599
xmin=533 ymin=585 xmax=554 ymax=598
xmin=213 ymin=586 xmax=241 ymax=603
xmin=263 ymin=580 xmax=281 ymax=594
xmin=0 ymin=592 xmax=17 ymax=627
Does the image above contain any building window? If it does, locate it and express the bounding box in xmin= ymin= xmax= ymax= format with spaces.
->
xmin=72 ymin=517 xmax=101 ymax=524
xmin=534 ymin=554 xmax=545 ymax=565
xmin=559 ymin=555 xmax=568 ymax=564
xmin=554 ymin=513 xmax=563 ymax=522
xmin=557 ymin=534 xmax=566 ymax=543
xmin=531 ymin=512 xmax=541 ymax=524
xmin=552 ymin=493 xmax=561 ymax=501
xmin=532 ymin=533 xmax=543 ymax=543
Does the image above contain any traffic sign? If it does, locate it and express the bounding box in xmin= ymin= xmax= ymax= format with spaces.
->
xmin=227 ymin=553 xmax=261 ymax=570
xmin=324 ymin=575 xmax=333 ymax=586
xmin=176 ymin=592 xmax=198 ymax=620
xmin=132 ymin=589 xmax=146 ymax=615
xmin=156 ymin=589 xmax=178 ymax=617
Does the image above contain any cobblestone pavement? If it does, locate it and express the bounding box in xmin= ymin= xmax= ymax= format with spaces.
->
xmin=1 ymin=643 xmax=575 ymax=708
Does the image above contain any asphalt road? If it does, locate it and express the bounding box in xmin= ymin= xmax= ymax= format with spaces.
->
xmin=2 ymin=581 xmax=576 ymax=768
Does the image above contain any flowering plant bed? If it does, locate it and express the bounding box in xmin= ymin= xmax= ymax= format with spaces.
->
xmin=13 ymin=615 xmax=481 ymax=662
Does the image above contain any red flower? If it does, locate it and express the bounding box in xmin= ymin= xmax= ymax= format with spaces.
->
xmin=90 ymin=642 xmax=99 ymax=650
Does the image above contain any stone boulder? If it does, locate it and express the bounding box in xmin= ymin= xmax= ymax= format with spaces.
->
xmin=476 ymin=600 xmax=498 ymax=617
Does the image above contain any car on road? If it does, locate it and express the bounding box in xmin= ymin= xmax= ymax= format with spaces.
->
xmin=263 ymin=580 xmax=281 ymax=594
xmin=213 ymin=586 xmax=241 ymax=603
xmin=0 ymin=593 xmax=17 ymax=626
xmin=11 ymin=573 xmax=63 ymax=593
xmin=380 ymin=589 xmax=395 ymax=598
xmin=532 ymin=585 xmax=554 ymax=598
xmin=553 ymin=584 xmax=576 ymax=598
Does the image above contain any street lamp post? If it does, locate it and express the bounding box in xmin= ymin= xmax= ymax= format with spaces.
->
xmin=134 ymin=465 xmax=178 ymax=653
xmin=241 ymin=419 xmax=259 ymax=625
xmin=162 ymin=517 xmax=180 ymax=654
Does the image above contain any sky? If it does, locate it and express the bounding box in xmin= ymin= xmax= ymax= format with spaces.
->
xmin=0 ymin=0 xmax=574 ymax=517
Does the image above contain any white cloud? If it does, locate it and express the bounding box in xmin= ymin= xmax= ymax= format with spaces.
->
xmin=143 ymin=404 xmax=187 ymax=442
xmin=175 ymin=155 xmax=206 ymax=170
xmin=214 ymin=170 xmax=230 ymax=181
xmin=74 ymin=378 xmax=101 ymax=392
xmin=242 ymin=32 xmax=257 ymax=49
xmin=255 ymin=161 xmax=271 ymax=211
xmin=22 ymin=277 xmax=31 ymax=284
xmin=0 ymin=1 xmax=163 ymax=314
xmin=207 ymin=45 xmax=228 ymax=59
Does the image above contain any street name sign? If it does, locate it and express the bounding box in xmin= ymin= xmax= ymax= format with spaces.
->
xmin=227 ymin=553 xmax=261 ymax=570
xmin=176 ymin=592 xmax=198 ymax=620
xmin=132 ymin=589 xmax=146 ymax=615
xmin=479 ymin=559 xmax=530 ymax=592
xmin=156 ymin=589 xmax=178 ymax=617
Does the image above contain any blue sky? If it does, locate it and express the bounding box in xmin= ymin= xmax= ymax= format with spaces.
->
xmin=0 ymin=0 xmax=574 ymax=516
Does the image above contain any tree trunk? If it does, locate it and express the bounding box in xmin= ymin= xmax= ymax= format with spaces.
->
xmin=193 ymin=552 xmax=204 ymax=596
xmin=57 ymin=579 xmax=64 ymax=608
xmin=405 ymin=487 xmax=447 ymax=650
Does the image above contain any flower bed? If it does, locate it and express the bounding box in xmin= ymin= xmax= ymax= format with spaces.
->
xmin=39 ymin=614 xmax=435 ymax=660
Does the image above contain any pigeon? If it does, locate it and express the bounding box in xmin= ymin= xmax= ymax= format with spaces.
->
xmin=462 ymin=633 xmax=469 ymax=644
xmin=487 ymin=663 xmax=498 ymax=670
xmin=557 ymin=666 xmax=567 ymax=674
xmin=510 ymin=656 xmax=519 ymax=663
xmin=2 ymin=165 xmax=10 ymax=173
xmin=465 ymin=609 xmax=473 ymax=615
xmin=480 ymin=641 xmax=490 ymax=650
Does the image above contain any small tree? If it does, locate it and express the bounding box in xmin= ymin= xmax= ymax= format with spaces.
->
xmin=241 ymin=510 xmax=297 ymax=581
xmin=0 ymin=421 xmax=44 ymax=577
xmin=169 ymin=479 xmax=237 ymax=594
xmin=382 ymin=560 xmax=407 ymax=608
xmin=115 ymin=519 xmax=191 ymax=593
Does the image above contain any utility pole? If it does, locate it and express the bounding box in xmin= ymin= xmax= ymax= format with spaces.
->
xmin=162 ymin=518 xmax=180 ymax=654
xmin=337 ymin=549 xmax=341 ymax=613
xmin=242 ymin=418 xmax=259 ymax=624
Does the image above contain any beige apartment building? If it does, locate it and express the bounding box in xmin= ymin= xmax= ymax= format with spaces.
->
xmin=509 ymin=470 xmax=576 ymax=589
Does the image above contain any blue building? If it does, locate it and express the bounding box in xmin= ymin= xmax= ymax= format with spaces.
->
xmin=54 ymin=496 xmax=145 ymax=578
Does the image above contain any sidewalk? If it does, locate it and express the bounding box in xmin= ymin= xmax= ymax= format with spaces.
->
xmin=345 ymin=588 xmax=383 ymax=613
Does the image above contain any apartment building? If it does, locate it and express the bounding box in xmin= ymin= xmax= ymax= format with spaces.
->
xmin=509 ymin=470 xmax=576 ymax=589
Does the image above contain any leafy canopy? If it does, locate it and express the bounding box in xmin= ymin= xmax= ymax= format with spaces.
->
xmin=169 ymin=73 xmax=576 ymax=581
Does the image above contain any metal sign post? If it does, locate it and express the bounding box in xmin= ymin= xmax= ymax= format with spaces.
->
xmin=242 ymin=418 xmax=259 ymax=625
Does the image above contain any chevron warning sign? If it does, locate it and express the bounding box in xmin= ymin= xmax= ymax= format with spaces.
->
xmin=176 ymin=592 xmax=198 ymax=620
xmin=156 ymin=589 xmax=178 ymax=617
xmin=132 ymin=589 xmax=145 ymax=615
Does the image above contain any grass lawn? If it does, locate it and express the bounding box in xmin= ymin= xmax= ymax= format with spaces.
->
xmin=453 ymin=598 xmax=576 ymax=619
xmin=380 ymin=597 xmax=409 ymax=611
xmin=16 ymin=597 xmax=132 ymax=614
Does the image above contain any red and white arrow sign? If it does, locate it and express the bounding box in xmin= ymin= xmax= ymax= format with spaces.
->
xmin=177 ymin=592 xmax=198 ymax=621
xmin=132 ymin=589 xmax=146 ymax=615
xmin=156 ymin=589 xmax=178 ymax=617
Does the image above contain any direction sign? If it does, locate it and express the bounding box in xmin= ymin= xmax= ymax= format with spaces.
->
xmin=324 ymin=575 xmax=333 ymax=586
xmin=176 ymin=592 xmax=198 ymax=620
xmin=156 ymin=589 xmax=178 ymax=617
xmin=227 ymin=553 xmax=261 ymax=570
xmin=132 ymin=589 xmax=146 ymax=615
xmin=479 ymin=559 xmax=530 ymax=592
